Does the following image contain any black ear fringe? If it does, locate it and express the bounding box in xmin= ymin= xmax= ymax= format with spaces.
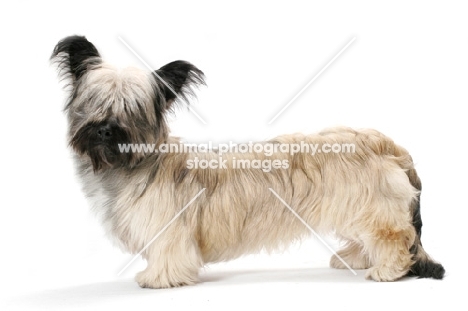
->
xmin=50 ymin=35 xmax=102 ymax=83
xmin=153 ymin=60 xmax=206 ymax=111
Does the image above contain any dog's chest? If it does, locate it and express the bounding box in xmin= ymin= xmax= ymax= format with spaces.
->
xmin=79 ymin=166 xmax=152 ymax=253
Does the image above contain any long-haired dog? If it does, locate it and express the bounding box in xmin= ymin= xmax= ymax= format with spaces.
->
xmin=51 ymin=35 xmax=444 ymax=288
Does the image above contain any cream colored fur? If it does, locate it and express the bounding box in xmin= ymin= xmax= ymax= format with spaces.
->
xmin=52 ymin=35 xmax=444 ymax=288
xmin=77 ymin=127 xmax=419 ymax=288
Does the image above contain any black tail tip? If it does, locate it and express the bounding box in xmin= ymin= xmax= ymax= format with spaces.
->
xmin=408 ymin=260 xmax=445 ymax=280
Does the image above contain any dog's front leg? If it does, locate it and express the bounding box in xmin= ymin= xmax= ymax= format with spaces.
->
xmin=136 ymin=229 xmax=203 ymax=289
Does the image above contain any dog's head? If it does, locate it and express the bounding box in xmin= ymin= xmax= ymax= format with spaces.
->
xmin=51 ymin=35 xmax=205 ymax=172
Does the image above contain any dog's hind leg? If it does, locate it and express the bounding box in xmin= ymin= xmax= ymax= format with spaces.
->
xmin=363 ymin=224 xmax=415 ymax=281
xmin=330 ymin=241 xmax=371 ymax=270
xmin=348 ymin=160 xmax=417 ymax=281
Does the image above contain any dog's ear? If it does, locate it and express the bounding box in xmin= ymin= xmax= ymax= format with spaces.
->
xmin=153 ymin=61 xmax=205 ymax=110
xmin=50 ymin=35 xmax=101 ymax=83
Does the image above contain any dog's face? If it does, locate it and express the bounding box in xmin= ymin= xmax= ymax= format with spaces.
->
xmin=51 ymin=36 xmax=205 ymax=171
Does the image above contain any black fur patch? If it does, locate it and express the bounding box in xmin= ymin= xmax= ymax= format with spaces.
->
xmin=51 ymin=35 xmax=101 ymax=81
xmin=153 ymin=60 xmax=206 ymax=110
xmin=70 ymin=120 xmax=131 ymax=172
xmin=406 ymin=170 xmax=445 ymax=279
xmin=408 ymin=254 xmax=445 ymax=280
xmin=412 ymin=194 xmax=423 ymax=237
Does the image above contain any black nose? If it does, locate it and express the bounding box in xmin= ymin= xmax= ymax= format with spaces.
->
xmin=96 ymin=124 xmax=112 ymax=140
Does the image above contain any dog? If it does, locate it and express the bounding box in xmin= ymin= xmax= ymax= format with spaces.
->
xmin=51 ymin=35 xmax=444 ymax=288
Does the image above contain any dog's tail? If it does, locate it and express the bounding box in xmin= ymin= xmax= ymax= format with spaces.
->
xmin=400 ymin=151 xmax=445 ymax=279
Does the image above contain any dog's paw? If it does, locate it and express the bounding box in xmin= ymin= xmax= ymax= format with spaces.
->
xmin=365 ymin=266 xmax=407 ymax=282
xmin=136 ymin=270 xmax=196 ymax=289
xmin=330 ymin=250 xmax=371 ymax=270
xmin=330 ymin=254 xmax=370 ymax=270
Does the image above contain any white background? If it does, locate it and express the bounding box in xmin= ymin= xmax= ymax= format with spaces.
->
xmin=1 ymin=1 xmax=466 ymax=310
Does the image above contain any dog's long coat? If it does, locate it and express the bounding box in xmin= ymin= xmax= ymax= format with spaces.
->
xmin=52 ymin=35 xmax=444 ymax=288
